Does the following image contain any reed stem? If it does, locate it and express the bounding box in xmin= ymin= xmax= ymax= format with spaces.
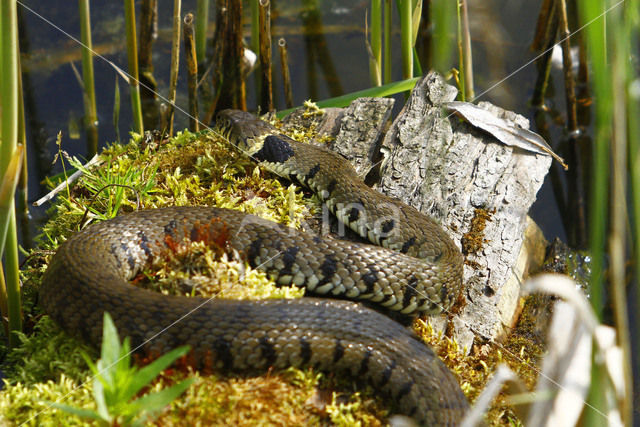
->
xmin=166 ymin=0 xmax=182 ymax=135
xmin=0 ymin=0 xmax=23 ymax=348
xmin=210 ymin=0 xmax=246 ymax=113
xmin=123 ymin=0 xmax=144 ymax=133
xmin=383 ymin=0 xmax=392 ymax=84
xmin=399 ymin=0 xmax=412 ymax=79
xmin=183 ymin=13 xmax=199 ymax=131
xmin=458 ymin=0 xmax=473 ymax=100
xmin=138 ymin=0 xmax=159 ymax=131
xmin=531 ymin=0 xmax=557 ymax=108
xmin=430 ymin=0 xmax=454 ymax=73
xmin=578 ymin=0 xmax=617 ymax=422
xmin=195 ymin=0 xmax=209 ymax=63
xmin=78 ymin=0 xmax=98 ymax=157
xmin=258 ymin=0 xmax=273 ymax=112
xmin=16 ymin=54 xmax=30 ymax=249
xmin=250 ymin=0 xmax=260 ymax=55
xmin=278 ymin=38 xmax=294 ymax=108
xmin=369 ymin=0 xmax=382 ymax=86
xmin=557 ymin=0 xmax=577 ymax=133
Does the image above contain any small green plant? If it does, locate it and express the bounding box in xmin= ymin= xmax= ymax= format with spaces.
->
xmin=69 ymin=155 xmax=157 ymax=220
xmin=50 ymin=312 xmax=194 ymax=426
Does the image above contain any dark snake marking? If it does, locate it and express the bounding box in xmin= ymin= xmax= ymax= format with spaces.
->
xmin=40 ymin=110 xmax=468 ymax=425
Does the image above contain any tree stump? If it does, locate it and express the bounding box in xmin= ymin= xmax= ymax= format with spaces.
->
xmin=284 ymin=72 xmax=552 ymax=351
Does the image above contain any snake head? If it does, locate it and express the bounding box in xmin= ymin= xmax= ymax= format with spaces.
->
xmin=216 ymin=109 xmax=245 ymax=137
xmin=216 ymin=110 xmax=280 ymax=154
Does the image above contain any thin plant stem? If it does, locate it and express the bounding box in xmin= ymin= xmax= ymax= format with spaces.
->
xmin=459 ymin=0 xmax=473 ymax=100
xmin=16 ymin=53 xmax=30 ymax=249
xmin=456 ymin=1 xmax=465 ymax=101
xmin=0 ymin=146 xmax=24 ymax=257
xmin=608 ymin=4 xmax=634 ymax=423
xmin=258 ymin=0 xmax=273 ymax=112
xmin=250 ymin=0 xmax=260 ymax=103
xmin=183 ymin=13 xmax=199 ymax=131
xmin=409 ymin=0 xmax=423 ymax=77
xmin=166 ymin=0 xmax=182 ymax=135
xmin=250 ymin=0 xmax=259 ymax=54
xmin=628 ymin=0 xmax=640 ymax=419
xmin=78 ymin=0 xmax=98 ymax=157
xmin=579 ymin=0 xmax=609 ymax=321
xmin=138 ymin=0 xmax=159 ymax=131
xmin=557 ymin=0 xmax=577 ymax=133
xmin=383 ymin=0 xmax=392 ymax=83
xmin=531 ymin=0 xmax=557 ymax=108
xmin=578 ymin=0 xmax=611 ymax=422
xmin=195 ymin=0 xmax=209 ymax=63
xmin=0 ymin=0 xmax=23 ymax=348
xmin=278 ymin=38 xmax=294 ymax=108
xmin=123 ymin=0 xmax=144 ymax=134
xmin=0 ymin=263 xmax=6 ymax=336
xmin=430 ymin=0 xmax=454 ymax=74
xmin=399 ymin=0 xmax=412 ymax=79
xmin=369 ymin=0 xmax=382 ymax=86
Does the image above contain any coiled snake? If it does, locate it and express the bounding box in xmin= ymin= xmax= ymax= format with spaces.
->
xmin=40 ymin=110 xmax=468 ymax=425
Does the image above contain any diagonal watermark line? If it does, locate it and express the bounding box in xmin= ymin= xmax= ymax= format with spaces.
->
xmin=15 ymin=0 xmax=620 ymax=423
xmin=469 ymin=0 xmax=624 ymax=105
xmin=15 ymin=0 xmax=266 ymax=167
xmin=304 ymin=199 xmax=612 ymax=420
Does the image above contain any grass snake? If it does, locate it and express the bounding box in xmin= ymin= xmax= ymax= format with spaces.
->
xmin=40 ymin=110 xmax=468 ymax=425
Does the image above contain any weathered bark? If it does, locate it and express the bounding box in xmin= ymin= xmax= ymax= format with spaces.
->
xmin=284 ymin=72 xmax=552 ymax=351
xmin=330 ymin=97 xmax=394 ymax=179
xmin=376 ymin=72 xmax=551 ymax=349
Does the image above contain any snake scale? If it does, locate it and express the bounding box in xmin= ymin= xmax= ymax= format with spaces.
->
xmin=40 ymin=110 xmax=468 ymax=425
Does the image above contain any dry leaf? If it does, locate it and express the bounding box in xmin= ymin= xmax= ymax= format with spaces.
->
xmin=446 ymin=101 xmax=567 ymax=170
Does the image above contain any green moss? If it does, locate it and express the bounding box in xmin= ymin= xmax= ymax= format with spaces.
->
xmin=2 ymin=317 xmax=92 ymax=386
xmin=2 ymin=115 xmax=543 ymax=425
xmin=148 ymin=367 xmax=386 ymax=426
xmin=415 ymin=294 xmax=546 ymax=426
xmin=136 ymin=238 xmax=305 ymax=300
xmin=1 ymin=123 xmax=386 ymax=425
xmin=0 ymin=374 xmax=94 ymax=426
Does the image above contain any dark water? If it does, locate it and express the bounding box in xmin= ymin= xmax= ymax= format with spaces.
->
xmin=16 ymin=0 xmax=565 ymax=244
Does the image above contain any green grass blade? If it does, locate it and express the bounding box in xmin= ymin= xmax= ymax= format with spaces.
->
xmin=121 ymin=345 xmax=190 ymax=403
xmin=47 ymin=403 xmax=105 ymax=422
xmin=113 ymin=74 xmax=121 ymax=143
xmin=129 ymin=378 xmax=196 ymax=426
xmin=100 ymin=312 xmax=124 ymax=367
xmin=0 ymin=145 xmax=24 ymax=259
xmin=276 ymin=77 xmax=419 ymax=118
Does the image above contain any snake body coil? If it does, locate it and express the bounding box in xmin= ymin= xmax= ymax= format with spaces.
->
xmin=40 ymin=110 xmax=468 ymax=425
